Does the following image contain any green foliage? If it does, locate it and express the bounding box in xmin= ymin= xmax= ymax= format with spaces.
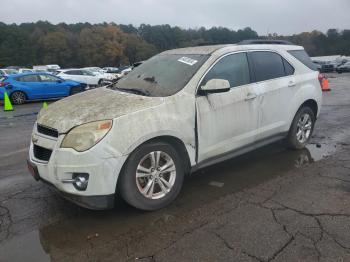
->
xmin=0 ymin=21 xmax=348 ymax=68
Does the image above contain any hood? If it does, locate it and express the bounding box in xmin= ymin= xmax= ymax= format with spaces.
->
xmin=37 ymin=87 xmax=163 ymax=133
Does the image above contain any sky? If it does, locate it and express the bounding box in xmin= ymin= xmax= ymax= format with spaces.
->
xmin=1 ymin=0 xmax=350 ymax=35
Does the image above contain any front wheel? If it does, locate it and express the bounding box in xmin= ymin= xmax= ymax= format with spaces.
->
xmin=70 ymin=86 xmax=83 ymax=95
xmin=286 ymin=107 xmax=315 ymax=150
xmin=118 ymin=142 xmax=184 ymax=211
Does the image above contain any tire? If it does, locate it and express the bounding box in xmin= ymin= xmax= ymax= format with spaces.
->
xmin=10 ymin=91 xmax=26 ymax=105
xmin=286 ymin=107 xmax=316 ymax=150
xmin=118 ymin=141 xmax=185 ymax=211
xmin=70 ymin=86 xmax=82 ymax=96
xmin=98 ymin=79 xmax=104 ymax=86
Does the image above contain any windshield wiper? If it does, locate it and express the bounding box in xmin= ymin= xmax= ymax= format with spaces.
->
xmin=115 ymin=87 xmax=150 ymax=96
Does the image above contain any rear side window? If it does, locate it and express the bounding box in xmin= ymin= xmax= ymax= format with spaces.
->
xmin=16 ymin=75 xmax=40 ymax=82
xmin=288 ymin=50 xmax=318 ymax=71
xmin=250 ymin=51 xmax=285 ymax=82
xmin=202 ymin=53 xmax=251 ymax=88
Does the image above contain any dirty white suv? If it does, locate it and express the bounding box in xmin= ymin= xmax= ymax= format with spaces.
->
xmin=28 ymin=41 xmax=322 ymax=211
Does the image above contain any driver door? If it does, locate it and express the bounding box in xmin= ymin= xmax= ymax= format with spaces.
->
xmin=196 ymin=52 xmax=260 ymax=163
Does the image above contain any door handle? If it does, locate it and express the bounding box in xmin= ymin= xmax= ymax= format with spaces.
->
xmin=245 ymin=93 xmax=257 ymax=101
xmin=288 ymin=81 xmax=296 ymax=87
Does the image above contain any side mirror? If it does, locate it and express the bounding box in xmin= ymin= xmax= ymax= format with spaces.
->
xmin=57 ymin=79 xmax=64 ymax=83
xmin=200 ymin=79 xmax=230 ymax=94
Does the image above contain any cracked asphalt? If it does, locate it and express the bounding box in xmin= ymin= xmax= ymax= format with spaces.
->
xmin=0 ymin=73 xmax=350 ymax=262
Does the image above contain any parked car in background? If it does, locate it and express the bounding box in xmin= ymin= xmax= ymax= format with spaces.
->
xmin=102 ymin=67 xmax=124 ymax=79
xmin=84 ymin=67 xmax=116 ymax=81
xmin=33 ymin=69 xmax=49 ymax=73
xmin=18 ymin=68 xmax=34 ymax=73
xmin=121 ymin=66 xmax=132 ymax=76
xmin=28 ymin=42 xmax=322 ymax=211
xmin=0 ymin=69 xmax=19 ymax=76
xmin=313 ymin=61 xmax=334 ymax=73
xmin=0 ymin=73 xmax=85 ymax=104
xmin=33 ymin=65 xmax=61 ymax=73
xmin=336 ymin=62 xmax=350 ymax=73
xmin=133 ymin=61 xmax=144 ymax=68
xmin=103 ymin=67 xmax=119 ymax=73
xmin=57 ymin=69 xmax=105 ymax=86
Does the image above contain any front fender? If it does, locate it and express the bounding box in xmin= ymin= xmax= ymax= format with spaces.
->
xmin=108 ymin=95 xmax=197 ymax=165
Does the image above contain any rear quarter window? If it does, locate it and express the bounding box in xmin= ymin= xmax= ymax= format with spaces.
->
xmin=288 ymin=50 xmax=318 ymax=71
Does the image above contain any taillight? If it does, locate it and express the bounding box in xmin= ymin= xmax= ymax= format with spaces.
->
xmin=0 ymin=82 xmax=10 ymax=87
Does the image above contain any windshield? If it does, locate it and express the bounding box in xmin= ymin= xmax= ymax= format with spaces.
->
xmin=111 ymin=54 xmax=209 ymax=97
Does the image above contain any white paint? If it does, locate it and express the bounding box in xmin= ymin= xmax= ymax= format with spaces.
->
xmin=28 ymin=43 xmax=322 ymax=206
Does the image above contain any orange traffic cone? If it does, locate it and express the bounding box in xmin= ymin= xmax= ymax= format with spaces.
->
xmin=322 ymin=78 xmax=331 ymax=92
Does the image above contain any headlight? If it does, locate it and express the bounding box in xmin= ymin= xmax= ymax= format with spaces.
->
xmin=61 ymin=120 xmax=112 ymax=152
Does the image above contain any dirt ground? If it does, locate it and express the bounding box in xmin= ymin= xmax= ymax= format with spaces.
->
xmin=0 ymin=73 xmax=349 ymax=262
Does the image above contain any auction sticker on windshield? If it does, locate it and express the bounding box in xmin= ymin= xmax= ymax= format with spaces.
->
xmin=178 ymin=57 xmax=198 ymax=66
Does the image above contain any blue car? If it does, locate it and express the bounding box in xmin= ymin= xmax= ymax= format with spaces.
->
xmin=0 ymin=73 xmax=86 ymax=104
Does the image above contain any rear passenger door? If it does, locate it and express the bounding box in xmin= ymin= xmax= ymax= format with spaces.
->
xmin=248 ymin=51 xmax=296 ymax=141
xmin=16 ymin=75 xmax=43 ymax=99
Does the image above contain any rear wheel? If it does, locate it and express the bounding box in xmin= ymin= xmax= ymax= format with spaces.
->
xmin=287 ymin=107 xmax=315 ymax=149
xmin=118 ymin=141 xmax=184 ymax=211
xmin=10 ymin=91 xmax=26 ymax=105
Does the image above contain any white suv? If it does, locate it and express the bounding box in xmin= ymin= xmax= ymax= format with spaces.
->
xmin=28 ymin=41 xmax=323 ymax=211
xmin=57 ymin=69 xmax=104 ymax=86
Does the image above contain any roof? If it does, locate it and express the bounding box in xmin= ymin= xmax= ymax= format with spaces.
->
xmin=6 ymin=72 xmax=54 ymax=78
xmin=162 ymin=45 xmax=230 ymax=55
xmin=161 ymin=43 xmax=302 ymax=55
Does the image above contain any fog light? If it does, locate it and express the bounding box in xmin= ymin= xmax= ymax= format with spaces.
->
xmin=61 ymin=173 xmax=90 ymax=191
xmin=72 ymin=173 xmax=89 ymax=191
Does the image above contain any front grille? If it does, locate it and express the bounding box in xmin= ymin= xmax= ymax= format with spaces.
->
xmin=37 ymin=124 xmax=59 ymax=138
xmin=33 ymin=145 xmax=52 ymax=162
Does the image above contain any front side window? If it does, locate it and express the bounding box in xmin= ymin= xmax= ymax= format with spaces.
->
xmin=250 ymin=51 xmax=286 ymax=82
xmin=40 ymin=74 xmax=60 ymax=82
xmin=201 ymin=53 xmax=251 ymax=88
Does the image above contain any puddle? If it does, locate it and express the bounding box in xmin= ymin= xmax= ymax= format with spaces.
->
xmin=0 ymin=141 xmax=339 ymax=262
xmin=306 ymin=143 xmax=338 ymax=162
xmin=0 ymin=231 xmax=49 ymax=262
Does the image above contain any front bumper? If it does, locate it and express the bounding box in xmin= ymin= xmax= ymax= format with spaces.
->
xmin=28 ymin=123 xmax=128 ymax=210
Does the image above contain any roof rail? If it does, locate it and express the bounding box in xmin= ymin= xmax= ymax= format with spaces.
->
xmin=238 ymin=39 xmax=294 ymax=45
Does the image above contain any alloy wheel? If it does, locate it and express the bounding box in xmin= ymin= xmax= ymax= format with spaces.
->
xmin=11 ymin=92 xmax=26 ymax=104
xmin=296 ymin=113 xmax=312 ymax=144
xmin=135 ymin=151 xmax=176 ymax=200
